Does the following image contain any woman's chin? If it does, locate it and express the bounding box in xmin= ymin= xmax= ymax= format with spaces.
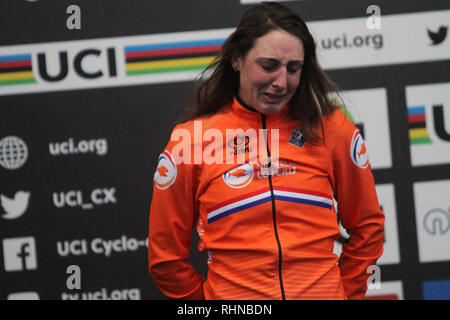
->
xmin=256 ymin=102 xmax=284 ymax=115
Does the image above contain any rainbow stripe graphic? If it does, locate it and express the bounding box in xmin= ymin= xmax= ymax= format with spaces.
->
xmin=0 ymin=54 xmax=35 ymax=86
xmin=207 ymin=187 xmax=333 ymax=224
xmin=124 ymin=39 xmax=225 ymax=76
xmin=408 ymin=106 xmax=432 ymax=145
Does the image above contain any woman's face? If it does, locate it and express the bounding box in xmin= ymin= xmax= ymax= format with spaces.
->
xmin=233 ymin=29 xmax=304 ymax=115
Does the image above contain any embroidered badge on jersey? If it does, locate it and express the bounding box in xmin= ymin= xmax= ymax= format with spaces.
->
xmin=350 ymin=129 xmax=369 ymax=169
xmin=154 ymin=150 xmax=177 ymax=189
xmin=289 ymin=128 xmax=306 ymax=147
xmin=222 ymin=163 xmax=254 ymax=188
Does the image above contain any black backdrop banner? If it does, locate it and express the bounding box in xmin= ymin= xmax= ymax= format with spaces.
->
xmin=1 ymin=0 xmax=449 ymax=300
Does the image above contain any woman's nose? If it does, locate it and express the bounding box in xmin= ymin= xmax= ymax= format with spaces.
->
xmin=271 ymin=68 xmax=288 ymax=91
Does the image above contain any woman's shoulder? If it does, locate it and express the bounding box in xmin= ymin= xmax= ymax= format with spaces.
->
xmin=173 ymin=105 xmax=232 ymax=133
xmin=323 ymin=107 xmax=348 ymax=129
xmin=322 ymin=107 xmax=358 ymax=144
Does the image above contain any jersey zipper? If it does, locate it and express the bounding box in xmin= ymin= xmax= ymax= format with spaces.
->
xmin=261 ymin=114 xmax=286 ymax=300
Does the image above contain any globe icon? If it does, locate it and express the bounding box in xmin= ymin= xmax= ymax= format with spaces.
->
xmin=0 ymin=136 xmax=28 ymax=170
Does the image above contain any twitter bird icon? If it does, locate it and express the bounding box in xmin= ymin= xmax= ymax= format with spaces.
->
xmin=1 ymin=191 xmax=30 ymax=220
xmin=428 ymin=26 xmax=448 ymax=45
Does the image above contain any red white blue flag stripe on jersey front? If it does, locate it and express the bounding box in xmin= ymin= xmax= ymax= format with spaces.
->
xmin=207 ymin=186 xmax=333 ymax=223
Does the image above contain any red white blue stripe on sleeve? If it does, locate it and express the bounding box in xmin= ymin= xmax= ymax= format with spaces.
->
xmin=207 ymin=186 xmax=333 ymax=224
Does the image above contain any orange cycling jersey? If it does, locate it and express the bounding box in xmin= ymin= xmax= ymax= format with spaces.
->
xmin=148 ymin=97 xmax=384 ymax=300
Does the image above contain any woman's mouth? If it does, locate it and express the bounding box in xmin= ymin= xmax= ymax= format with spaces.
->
xmin=262 ymin=93 xmax=284 ymax=103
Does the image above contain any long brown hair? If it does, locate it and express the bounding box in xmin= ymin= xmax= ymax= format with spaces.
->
xmin=182 ymin=1 xmax=340 ymax=142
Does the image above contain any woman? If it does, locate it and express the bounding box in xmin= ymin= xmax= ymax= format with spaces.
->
xmin=148 ymin=2 xmax=384 ymax=300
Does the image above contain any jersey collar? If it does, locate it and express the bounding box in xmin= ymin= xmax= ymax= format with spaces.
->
xmin=231 ymin=96 xmax=289 ymax=124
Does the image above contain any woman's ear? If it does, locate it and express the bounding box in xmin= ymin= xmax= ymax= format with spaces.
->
xmin=231 ymin=56 xmax=241 ymax=72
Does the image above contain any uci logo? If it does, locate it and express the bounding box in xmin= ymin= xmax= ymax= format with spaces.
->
xmin=409 ymin=104 xmax=450 ymax=145
xmin=36 ymin=47 xmax=117 ymax=82
xmin=222 ymin=163 xmax=254 ymax=189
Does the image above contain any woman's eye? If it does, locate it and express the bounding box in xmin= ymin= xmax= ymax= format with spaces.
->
xmin=261 ymin=64 xmax=277 ymax=71
xmin=258 ymin=60 xmax=303 ymax=73
xmin=287 ymin=63 xmax=303 ymax=73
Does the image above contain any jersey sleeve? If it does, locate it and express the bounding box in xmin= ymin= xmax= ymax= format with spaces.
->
xmin=148 ymin=125 xmax=205 ymax=299
xmin=328 ymin=111 xmax=385 ymax=300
